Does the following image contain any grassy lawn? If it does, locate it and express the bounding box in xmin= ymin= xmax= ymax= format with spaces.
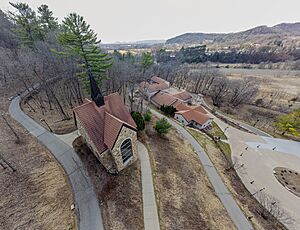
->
xmin=188 ymin=128 xmax=231 ymax=159
xmin=217 ymin=141 xmax=231 ymax=159
xmin=207 ymin=121 xmax=227 ymax=140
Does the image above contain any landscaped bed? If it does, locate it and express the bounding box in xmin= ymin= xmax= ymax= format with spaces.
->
xmin=72 ymin=136 xmax=144 ymax=230
xmin=140 ymin=116 xmax=235 ymax=230
xmin=189 ymin=128 xmax=286 ymax=230
xmin=274 ymin=167 xmax=300 ymax=198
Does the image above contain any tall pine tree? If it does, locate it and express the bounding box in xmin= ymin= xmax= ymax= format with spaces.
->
xmin=58 ymin=13 xmax=111 ymax=91
xmin=37 ymin=4 xmax=58 ymax=31
xmin=8 ymin=2 xmax=44 ymax=46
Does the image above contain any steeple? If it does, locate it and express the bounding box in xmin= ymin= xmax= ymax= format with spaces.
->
xmin=90 ymin=75 xmax=104 ymax=107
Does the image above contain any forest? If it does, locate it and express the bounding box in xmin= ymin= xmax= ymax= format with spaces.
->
xmin=0 ymin=2 xmax=298 ymax=138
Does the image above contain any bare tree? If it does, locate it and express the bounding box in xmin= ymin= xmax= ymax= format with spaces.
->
xmin=256 ymin=192 xmax=294 ymax=225
xmin=228 ymin=77 xmax=259 ymax=107
xmin=209 ymin=76 xmax=230 ymax=107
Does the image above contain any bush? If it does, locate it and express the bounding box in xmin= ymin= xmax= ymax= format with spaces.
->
xmin=160 ymin=105 xmax=177 ymax=117
xmin=131 ymin=111 xmax=145 ymax=131
xmin=144 ymin=110 xmax=152 ymax=122
xmin=154 ymin=118 xmax=172 ymax=135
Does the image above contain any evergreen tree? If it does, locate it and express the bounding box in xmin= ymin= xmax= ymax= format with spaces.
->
xmin=131 ymin=111 xmax=145 ymax=131
xmin=58 ymin=13 xmax=112 ymax=91
xmin=140 ymin=52 xmax=154 ymax=73
xmin=8 ymin=2 xmax=44 ymax=46
xmin=37 ymin=4 xmax=58 ymax=31
xmin=154 ymin=118 xmax=172 ymax=135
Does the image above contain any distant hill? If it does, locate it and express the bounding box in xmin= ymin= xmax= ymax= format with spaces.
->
xmin=109 ymin=40 xmax=165 ymax=45
xmin=166 ymin=23 xmax=300 ymax=44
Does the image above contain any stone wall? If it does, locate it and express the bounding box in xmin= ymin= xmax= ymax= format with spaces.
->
xmin=111 ymin=126 xmax=138 ymax=172
xmin=76 ymin=118 xmax=118 ymax=173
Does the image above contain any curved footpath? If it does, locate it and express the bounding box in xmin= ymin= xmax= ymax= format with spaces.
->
xmin=9 ymin=95 xmax=103 ymax=230
xmin=151 ymin=109 xmax=253 ymax=230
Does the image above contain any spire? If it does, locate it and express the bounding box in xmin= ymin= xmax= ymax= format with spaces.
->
xmin=90 ymin=75 xmax=104 ymax=107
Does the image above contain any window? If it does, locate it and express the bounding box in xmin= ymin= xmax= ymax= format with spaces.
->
xmin=120 ymin=138 xmax=133 ymax=163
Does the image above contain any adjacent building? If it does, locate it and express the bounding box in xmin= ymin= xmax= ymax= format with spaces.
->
xmin=175 ymin=106 xmax=212 ymax=130
xmin=139 ymin=76 xmax=170 ymax=100
xmin=140 ymin=75 xmax=212 ymax=130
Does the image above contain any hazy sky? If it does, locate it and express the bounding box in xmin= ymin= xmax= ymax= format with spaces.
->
xmin=1 ymin=0 xmax=300 ymax=43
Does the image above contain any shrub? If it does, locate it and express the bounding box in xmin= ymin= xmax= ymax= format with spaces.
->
xmin=131 ymin=111 xmax=145 ymax=131
xmin=154 ymin=118 xmax=172 ymax=135
xmin=144 ymin=110 xmax=152 ymax=122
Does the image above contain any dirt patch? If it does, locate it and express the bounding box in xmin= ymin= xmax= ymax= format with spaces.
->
xmin=73 ymin=137 xmax=144 ymax=230
xmin=274 ymin=167 xmax=300 ymax=198
xmin=140 ymin=117 xmax=235 ymax=230
xmin=0 ymin=85 xmax=76 ymax=229
xmin=190 ymin=129 xmax=286 ymax=230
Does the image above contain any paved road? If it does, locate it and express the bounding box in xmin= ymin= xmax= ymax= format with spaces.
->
xmin=9 ymin=96 xmax=103 ymax=230
xmin=151 ymin=109 xmax=253 ymax=230
xmin=137 ymin=142 xmax=160 ymax=230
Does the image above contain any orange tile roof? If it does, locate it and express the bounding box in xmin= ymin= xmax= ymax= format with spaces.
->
xmin=139 ymin=81 xmax=169 ymax=93
xmin=151 ymin=91 xmax=180 ymax=107
xmin=151 ymin=76 xmax=168 ymax=84
xmin=176 ymin=107 xmax=211 ymax=125
xmin=173 ymin=91 xmax=192 ymax=101
xmin=139 ymin=76 xmax=170 ymax=94
xmin=175 ymin=102 xmax=191 ymax=111
xmin=74 ymin=93 xmax=136 ymax=154
xmin=191 ymin=105 xmax=207 ymax=114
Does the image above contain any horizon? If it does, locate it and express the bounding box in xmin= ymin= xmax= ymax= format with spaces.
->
xmin=1 ymin=0 xmax=300 ymax=43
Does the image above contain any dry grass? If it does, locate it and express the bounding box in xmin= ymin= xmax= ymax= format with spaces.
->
xmin=22 ymin=90 xmax=77 ymax=135
xmin=140 ymin=117 xmax=235 ymax=230
xmin=0 ymin=84 xmax=76 ymax=230
xmin=190 ymin=129 xmax=286 ymax=230
xmin=73 ymin=137 xmax=144 ymax=230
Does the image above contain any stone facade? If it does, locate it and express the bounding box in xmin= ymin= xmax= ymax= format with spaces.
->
xmin=111 ymin=126 xmax=138 ymax=172
xmin=77 ymin=118 xmax=137 ymax=174
xmin=77 ymin=119 xmax=117 ymax=173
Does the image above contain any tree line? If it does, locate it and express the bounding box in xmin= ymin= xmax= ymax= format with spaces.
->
xmin=156 ymin=45 xmax=298 ymax=65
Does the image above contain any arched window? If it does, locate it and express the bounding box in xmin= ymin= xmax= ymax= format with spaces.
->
xmin=120 ymin=138 xmax=133 ymax=163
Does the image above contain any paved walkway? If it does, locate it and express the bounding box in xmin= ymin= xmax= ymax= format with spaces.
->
xmin=150 ymin=109 xmax=253 ymax=230
xmin=137 ymin=142 xmax=160 ymax=230
xmin=9 ymin=96 xmax=103 ymax=230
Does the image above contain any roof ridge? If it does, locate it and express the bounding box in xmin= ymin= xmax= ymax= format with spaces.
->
xmin=73 ymin=100 xmax=94 ymax=112
xmin=104 ymin=111 xmax=136 ymax=130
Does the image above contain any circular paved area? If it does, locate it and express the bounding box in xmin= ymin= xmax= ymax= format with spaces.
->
xmin=213 ymin=115 xmax=300 ymax=230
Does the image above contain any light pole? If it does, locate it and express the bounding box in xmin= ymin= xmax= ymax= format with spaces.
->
xmin=250 ymin=187 xmax=265 ymax=196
